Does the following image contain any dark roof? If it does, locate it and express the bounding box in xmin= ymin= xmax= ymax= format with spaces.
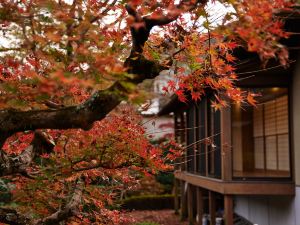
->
xmin=157 ymin=94 xmax=183 ymax=116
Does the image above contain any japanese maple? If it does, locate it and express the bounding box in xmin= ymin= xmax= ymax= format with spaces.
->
xmin=0 ymin=0 xmax=295 ymax=224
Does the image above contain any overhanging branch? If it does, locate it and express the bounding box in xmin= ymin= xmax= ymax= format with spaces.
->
xmin=0 ymin=0 xmax=208 ymax=146
xmin=0 ymin=82 xmax=124 ymax=138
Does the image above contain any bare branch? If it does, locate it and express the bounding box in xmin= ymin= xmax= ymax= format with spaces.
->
xmin=34 ymin=179 xmax=84 ymax=225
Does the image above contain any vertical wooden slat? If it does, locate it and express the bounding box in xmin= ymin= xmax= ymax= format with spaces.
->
xmin=174 ymin=178 xmax=179 ymax=215
xmin=263 ymin=106 xmax=267 ymax=171
xmin=174 ymin=113 xmax=180 ymax=215
xmin=199 ymin=99 xmax=206 ymax=176
xmin=209 ymin=191 xmax=216 ymax=225
xmin=174 ymin=113 xmax=179 ymax=142
xmin=174 ymin=114 xmax=180 ymax=172
xmin=221 ymin=107 xmax=232 ymax=181
xmin=210 ymin=105 xmax=215 ymax=175
xmin=180 ymin=112 xmax=186 ymax=171
xmin=224 ymin=195 xmax=233 ymax=225
xmin=275 ymin=101 xmax=279 ymax=170
xmin=195 ymin=105 xmax=200 ymax=174
xmin=205 ymin=98 xmax=209 ymax=177
xmin=180 ymin=180 xmax=188 ymax=220
xmin=196 ymin=187 xmax=203 ymax=225
xmin=194 ymin=105 xmax=197 ymax=173
xmin=187 ymin=184 xmax=194 ymax=225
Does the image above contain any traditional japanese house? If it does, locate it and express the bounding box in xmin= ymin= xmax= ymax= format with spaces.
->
xmin=158 ymin=11 xmax=300 ymax=225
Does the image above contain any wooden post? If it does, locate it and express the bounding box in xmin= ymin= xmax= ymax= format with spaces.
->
xmin=181 ymin=180 xmax=188 ymax=220
xmin=174 ymin=178 xmax=179 ymax=215
xmin=209 ymin=191 xmax=216 ymax=225
xmin=187 ymin=184 xmax=194 ymax=225
xmin=196 ymin=187 xmax=203 ymax=225
xmin=224 ymin=195 xmax=233 ymax=225
xmin=221 ymin=107 xmax=232 ymax=181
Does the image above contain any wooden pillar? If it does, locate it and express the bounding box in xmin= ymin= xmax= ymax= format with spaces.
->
xmin=221 ymin=107 xmax=232 ymax=181
xmin=180 ymin=181 xmax=188 ymax=220
xmin=209 ymin=191 xmax=216 ymax=225
xmin=174 ymin=178 xmax=179 ymax=215
xmin=196 ymin=187 xmax=204 ymax=225
xmin=224 ymin=195 xmax=233 ymax=225
xmin=187 ymin=184 xmax=194 ymax=225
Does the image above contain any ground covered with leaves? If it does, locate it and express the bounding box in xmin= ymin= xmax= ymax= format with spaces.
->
xmin=123 ymin=210 xmax=188 ymax=225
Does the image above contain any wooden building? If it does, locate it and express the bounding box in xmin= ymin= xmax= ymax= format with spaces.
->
xmin=158 ymin=11 xmax=300 ymax=225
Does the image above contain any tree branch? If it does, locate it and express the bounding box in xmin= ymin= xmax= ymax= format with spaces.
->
xmin=0 ymin=131 xmax=54 ymax=177
xmin=125 ymin=0 xmax=208 ymax=55
xmin=0 ymin=82 xmax=124 ymax=137
xmin=0 ymin=179 xmax=84 ymax=225
xmin=34 ymin=178 xmax=84 ymax=225
xmin=0 ymin=58 xmax=165 ymax=140
xmin=0 ymin=0 xmax=208 ymax=145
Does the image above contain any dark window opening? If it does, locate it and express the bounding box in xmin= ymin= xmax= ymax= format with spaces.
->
xmin=182 ymin=96 xmax=222 ymax=178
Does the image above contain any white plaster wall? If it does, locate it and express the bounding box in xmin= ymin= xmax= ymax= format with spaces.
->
xmin=234 ymin=196 xmax=249 ymax=219
xmin=268 ymin=195 xmax=295 ymax=225
xmin=295 ymin=187 xmax=300 ymax=225
xmin=248 ymin=197 xmax=269 ymax=225
xmin=234 ymin=188 xmax=300 ymax=225
xmin=142 ymin=116 xmax=174 ymax=140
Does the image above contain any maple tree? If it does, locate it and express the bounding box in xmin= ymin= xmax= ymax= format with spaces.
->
xmin=0 ymin=0 xmax=295 ymax=224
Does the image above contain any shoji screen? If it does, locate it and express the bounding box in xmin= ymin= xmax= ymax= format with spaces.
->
xmin=253 ymin=95 xmax=289 ymax=172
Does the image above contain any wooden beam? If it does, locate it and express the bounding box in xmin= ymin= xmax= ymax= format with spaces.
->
xmin=196 ymin=187 xmax=204 ymax=225
xmin=224 ymin=195 xmax=233 ymax=225
xmin=175 ymin=171 xmax=295 ymax=195
xmin=187 ymin=184 xmax=194 ymax=225
xmin=221 ymin=107 xmax=232 ymax=181
xmin=209 ymin=191 xmax=216 ymax=225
